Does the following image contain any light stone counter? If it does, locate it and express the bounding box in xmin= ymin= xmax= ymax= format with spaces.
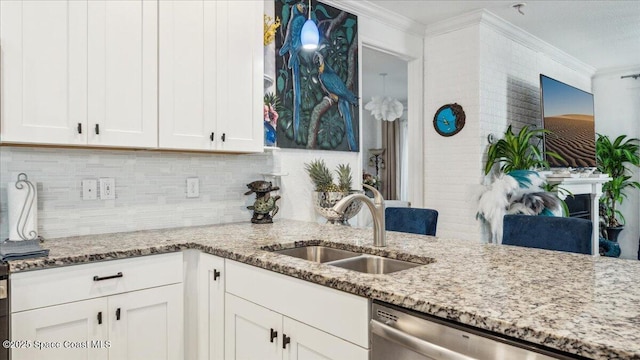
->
xmin=8 ymin=220 xmax=640 ymax=359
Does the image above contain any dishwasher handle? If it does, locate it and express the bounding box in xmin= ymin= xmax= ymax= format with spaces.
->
xmin=371 ymin=320 xmax=476 ymax=360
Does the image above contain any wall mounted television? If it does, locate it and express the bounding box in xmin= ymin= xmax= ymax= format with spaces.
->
xmin=540 ymin=74 xmax=596 ymax=168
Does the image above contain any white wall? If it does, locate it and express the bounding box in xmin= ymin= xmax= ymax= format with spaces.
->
xmin=424 ymin=25 xmax=482 ymax=241
xmin=593 ymin=66 xmax=640 ymax=259
xmin=424 ymin=11 xmax=594 ymax=242
xmin=0 ymin=147 xmax=272 ymax=239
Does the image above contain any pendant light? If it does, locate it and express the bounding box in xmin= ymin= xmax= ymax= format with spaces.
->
xmin=364 ymin=73 xmax=404 ymax=121
xmin=301 ymin=0 xmax=319 ymax=50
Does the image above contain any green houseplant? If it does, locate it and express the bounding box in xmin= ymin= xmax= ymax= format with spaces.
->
xmin=484 ymin=125 xmax=563 ymax=175
xmin=596 ymin=134 xmax=640 ymax=240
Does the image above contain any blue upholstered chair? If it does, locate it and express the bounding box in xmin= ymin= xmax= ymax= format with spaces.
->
xmin=385 ymin=207 xmax=438 ymax=236
xmin=502 ymin=214 xmax=592 ymax=254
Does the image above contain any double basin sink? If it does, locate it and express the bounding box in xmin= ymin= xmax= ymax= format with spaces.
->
xmin=272 ymin=245 xmax=423 ymax=274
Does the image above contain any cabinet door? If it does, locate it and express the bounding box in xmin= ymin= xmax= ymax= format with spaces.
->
xmin=158 ymin=0 xmax=217 ymax=151
xmin=225 ymin=293 xmax=281 ymax=360
xmin=108 ymin=284 xmax=183 ymax=360
xmin=197 ymin=254 xmax=225 ymax=360
xmin=215 ymin=0 xmax=263 ymax=153
xmin=11 ymin=297 xmax=109 ymax=360
xmin=87 ymin=0 xmax=158 ymax=148
xmin=0 ymin=0 xmax=88 ymax=145
xmin=282 ymin=317 xmax=369 ymax=360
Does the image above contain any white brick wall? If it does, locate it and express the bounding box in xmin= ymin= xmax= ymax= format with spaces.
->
xmin=425 ymin=25 xmax=483 ymax=242
xmin=0 ymin=147 xmax=273 ymax=239
xmin=424 ymin=17 xmax=593 ymax=243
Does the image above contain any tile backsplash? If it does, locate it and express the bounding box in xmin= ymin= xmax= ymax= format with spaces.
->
xmin=0 ymin=147 xmax=273 ymax=240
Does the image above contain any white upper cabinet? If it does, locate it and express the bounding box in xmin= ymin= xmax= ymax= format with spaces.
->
xmin=2 ymin=0 xmax=261 ymax=151
xmin=159 ymin=0 xmax=263 ymax=153
xmin=214 ymin=0 xmax=263 ymax=153
xmin=158 ymin=0 xmax=216 ymax=151
xmin=0 ymin=0 xmax=88 ymax=145
xmin=87 ymin=0 xmax=158 ymax=148
xmin=1 ymin=0 xmax=158 ymax=148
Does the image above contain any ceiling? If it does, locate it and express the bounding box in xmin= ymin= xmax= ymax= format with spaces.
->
xmin=361 ymin=48 xmax=408 ymax=107
xmin=368 ymin=0 xmax=640 ymax=71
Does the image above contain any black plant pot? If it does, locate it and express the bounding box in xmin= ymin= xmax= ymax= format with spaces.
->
xmin=606 ymin=226 xmax=625 ymax=242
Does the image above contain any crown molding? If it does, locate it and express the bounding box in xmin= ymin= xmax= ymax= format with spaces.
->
xmin=319 ymin=0 xmax=426 ymax=37
xmin=594 ymin=64 xmax=640 ymax=78
xmin=426 ymin=9 xmax=596 ymax=77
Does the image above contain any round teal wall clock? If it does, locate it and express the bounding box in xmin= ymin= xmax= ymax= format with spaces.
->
xmin=433 ymin=103 xmax=465 ymax=137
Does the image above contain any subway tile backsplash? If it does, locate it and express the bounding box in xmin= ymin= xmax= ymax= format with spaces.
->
xmin=0 ymin=147 xmax=273 ymax=240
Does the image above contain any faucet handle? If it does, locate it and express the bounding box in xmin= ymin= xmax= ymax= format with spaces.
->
xmin=362 ymin=184 xmax=384 ymax=205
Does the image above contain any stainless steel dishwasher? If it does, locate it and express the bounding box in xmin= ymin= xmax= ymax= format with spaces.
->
xmin=371 ymin=301 xmax=582 ymax=360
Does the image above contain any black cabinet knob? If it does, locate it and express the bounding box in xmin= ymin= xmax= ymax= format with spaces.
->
xmin=116 ymin=308 xmax=121 ymax=321
xmin=95 ymin=124 xmax=100 ymax=135
xmin=213 ymin=269 xmax=221 ymax=281
xmin=221 ymin=133 xmax=226 ymax=142
xmin=77 ymin=123 xmax=82 ymax=134
xmin=210 ymin=132 xmax=214 ymax=141
xmin=97 ymin=311 xmax=102 ymax=325
xmin=270 ymin=328 xmax=278 ymax=343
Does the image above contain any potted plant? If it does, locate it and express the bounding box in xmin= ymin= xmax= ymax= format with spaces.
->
xmin=304 ymin=159 xmax=362 ymax=224
xmin=596 ymin=134 xmax=640 ymax=241
xmin=484 ymin=125 xmax=563 ymax=175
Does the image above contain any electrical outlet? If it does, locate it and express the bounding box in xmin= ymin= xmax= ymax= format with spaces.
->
xmin=187 ymin=178 xmax=199 ymax=198
xmin=99 ymin=178 xmax=116 ymax=200
xmin=82 ymin=179 xmax=98 ymax=200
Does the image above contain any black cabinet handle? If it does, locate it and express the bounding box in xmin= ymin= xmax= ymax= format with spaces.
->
xmin=93 ymin=272 xmax=123 ymax=281
xmin=221 ymin=133 xmax=226 ymax=142
xmin=282 ymin=334 xmax=290 ymax=349
xmin=210 ymin=132 xmax=214 ymax=141
xmin=95 ymin=124 xmax=100 ymax=135
xmin=213 ymin=269 xmax=221 ymax=281
xmin=270 ymin=328 xmax=277 ymax=343
xmin=97 ymin=311 xmax=102 ymax=325
xmin=77 ymin=123 xmax=82 ymax=134
xmin=116 ymin=308 xmax=121 ymax=321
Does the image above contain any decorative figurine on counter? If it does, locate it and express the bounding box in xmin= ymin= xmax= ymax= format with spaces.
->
xmin=245 ymin=181 xmax=281 ymax=224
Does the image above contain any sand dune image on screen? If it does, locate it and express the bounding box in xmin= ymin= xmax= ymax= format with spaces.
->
xmin=544 ymin=114 xmax=595 ymax=167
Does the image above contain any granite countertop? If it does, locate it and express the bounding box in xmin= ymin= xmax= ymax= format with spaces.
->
xmin=8 ymin=220 xmax=640 ymax=359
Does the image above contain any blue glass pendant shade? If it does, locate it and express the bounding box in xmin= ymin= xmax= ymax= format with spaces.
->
xmin=301 ymin=19 xmax=319 ymax=50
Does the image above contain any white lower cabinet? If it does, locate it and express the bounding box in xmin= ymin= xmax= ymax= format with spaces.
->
xmin=196 ymin=253 xmax=225 ymax=360
xmin=11 ymin=252 xmax=371 ymax=360
xmin=10 ymin=253 xmax=184 ymax=360
xmin=12 ymin=283 xmax=183 ymax=360
xmin=224 ymin=260 xmax=369 ymax=360
xmin=225 ymin=294 xmax=281 ymax=360
xmin=225 ymin=294 xmax=368 ymax=360
xmin=11 ymin=297 xmax=109 ymax=360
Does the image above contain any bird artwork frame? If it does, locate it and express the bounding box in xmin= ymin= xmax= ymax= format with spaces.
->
xmin=275 ymin=0 xmax=359 ymax=152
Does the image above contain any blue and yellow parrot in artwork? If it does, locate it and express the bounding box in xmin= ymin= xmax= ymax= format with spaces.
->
xmin=279 ymin=2 xmax=308 ymax=143
xmin=314 ymin=52 xmax=358 ymax=151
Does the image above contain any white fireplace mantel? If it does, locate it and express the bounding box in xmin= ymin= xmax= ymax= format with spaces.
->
xmin=546 ymin=176 xmax=612 ymax=256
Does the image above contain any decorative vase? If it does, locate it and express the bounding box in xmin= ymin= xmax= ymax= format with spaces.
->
xmin=606 ymin=226 xmax=624 ymax=242
xmin=312 ymin=191 xmax=363 ymax=225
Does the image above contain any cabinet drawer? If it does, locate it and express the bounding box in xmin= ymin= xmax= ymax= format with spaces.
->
xmin=11 ymin=252 xmax=183 ymax=313
xmin=225 ymin=260 xmax=369 ymax=348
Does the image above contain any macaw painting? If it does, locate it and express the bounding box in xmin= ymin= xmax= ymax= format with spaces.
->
xmin=275 ymin=0 xmax=359 ymax=151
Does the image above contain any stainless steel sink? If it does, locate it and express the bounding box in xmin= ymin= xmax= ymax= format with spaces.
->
xmin=271 ymin=245 xmax=425 ymax=274
xmin=272 ymin=246 xmax=360 ymax=263
xmin=329 ymin=255 xmax=421 ymax=274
